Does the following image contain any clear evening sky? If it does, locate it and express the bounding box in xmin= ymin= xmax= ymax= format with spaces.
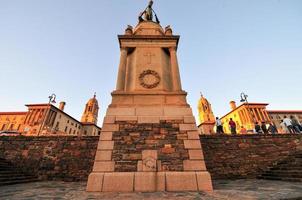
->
xmin=1 ymin=0 xmax=301 ymax=126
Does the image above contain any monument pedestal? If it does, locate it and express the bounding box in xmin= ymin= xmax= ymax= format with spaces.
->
xmin=87 ymin=92 xmax=212 ymax=192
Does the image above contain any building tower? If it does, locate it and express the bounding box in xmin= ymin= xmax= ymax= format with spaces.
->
xmin=87 ymin=1 xmax=213 ymax=192
xmin=81 ymin=93 xmax=99 ymax=124
xmin=197 ymin=94 xmax=216 ymax=134
xmin=197 ymin=94 xmax=215 ymax=125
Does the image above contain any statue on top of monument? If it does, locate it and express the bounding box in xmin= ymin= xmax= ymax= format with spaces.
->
xmin=138 ymin=0 xmax=160 ymax=24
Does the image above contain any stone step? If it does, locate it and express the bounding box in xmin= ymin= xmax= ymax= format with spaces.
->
xmin=270 ymin=166 xmax=302 ymax=171
xmin=0 ymin=178 xmax=39 ymax=186
xmin=259 ymin=175 xmax=302 ymax=182
xmin=0 ymin=175 xmax=37 ymax=181
xmin=261 ymin=172 xmax=302 ymax=178
xmin=0 ymin=173 xmax=30 ymax=178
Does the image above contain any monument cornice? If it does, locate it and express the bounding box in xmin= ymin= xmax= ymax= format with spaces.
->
xmin=118 ymin=35 xmax=179 ymax=48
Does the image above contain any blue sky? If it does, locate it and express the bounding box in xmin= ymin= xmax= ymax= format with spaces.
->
xmin=0 ymin=0 xmax=301 ymax=126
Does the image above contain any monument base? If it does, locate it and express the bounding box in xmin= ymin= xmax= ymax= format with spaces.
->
xmin=87 ymin=93 xmax=213 ymax=192
xmin=87 ymin=171 xmax=213 ymax=192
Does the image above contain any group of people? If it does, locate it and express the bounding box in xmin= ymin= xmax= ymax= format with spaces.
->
xmin=280 ymin=115 xmax=302 ymax=134
xmin=215 ymin=115 xmax=302 ymax=135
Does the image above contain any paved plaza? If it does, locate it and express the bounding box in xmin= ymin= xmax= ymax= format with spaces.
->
xmin=0 ymin=179 xmax=301 ymax=200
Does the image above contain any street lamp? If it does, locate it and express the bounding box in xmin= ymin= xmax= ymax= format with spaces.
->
xmin=240 ymin=92 xmax=256 ymax=128
xmin=38 ymin=93 xmax=56 ymax=136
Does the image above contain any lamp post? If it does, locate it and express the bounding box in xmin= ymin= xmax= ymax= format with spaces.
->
xmin=240 ymin=92 xmax=256 ymax=129
xmin=38 ymin=94 xmax=56 ymax=136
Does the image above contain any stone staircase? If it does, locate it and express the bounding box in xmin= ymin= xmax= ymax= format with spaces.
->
xmin=259 ymin=150 xmax=302 ymax=182
xmin=0 ymin=158 xmax=39 ymax=186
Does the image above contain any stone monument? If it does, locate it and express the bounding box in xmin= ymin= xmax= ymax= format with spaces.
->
xmin=87 ymin=1 xmax=213 ymax=192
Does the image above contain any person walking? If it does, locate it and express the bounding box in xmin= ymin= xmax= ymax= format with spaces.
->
xmin=215 ymin=117 xmax=224 ymax=134
xmin=261 ymin=122 xmax=268 ymax=134
xmin=228 ymin=118 xmax=237 ymax=135
xmin=290 ymin=116 xmax=301 ymax=133
xmin=268 ymin=122 xmax=278 ymax=134
xmin=283 ymin=116 xmax=295 ymax=134
xmin=255 ymin=122 xmax=262 ymax=134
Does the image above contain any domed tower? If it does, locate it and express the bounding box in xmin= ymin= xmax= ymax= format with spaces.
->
xmin=197 ymin=94 xmax=216 ymax=134
xmin=197 ymin=94 xmax=215 ymax=124
xmin=81 ymin=93 xmax=99 ymax=124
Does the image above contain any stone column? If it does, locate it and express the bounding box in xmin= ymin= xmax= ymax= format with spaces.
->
xmin=116 ymin=47 xmax=128 ymax=91
xmin=169 ymin=47 xmax=182 ymax=91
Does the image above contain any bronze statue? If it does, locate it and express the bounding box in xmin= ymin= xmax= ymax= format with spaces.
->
xmin=138 ymin=0 xmax=160 ymax=24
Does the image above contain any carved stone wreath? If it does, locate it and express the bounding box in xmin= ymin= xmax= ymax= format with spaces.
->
xmin=139 ymin=69 xmax=161 ymax=89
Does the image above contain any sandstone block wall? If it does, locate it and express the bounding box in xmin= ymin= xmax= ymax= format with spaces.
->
xmin=0 ymin=136 xmax=98 ymax=181
xmin=200 ymin=134 xmax=302 ymax=179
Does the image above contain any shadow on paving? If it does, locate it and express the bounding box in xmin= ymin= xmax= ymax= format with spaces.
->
xmin=0 ymin=179 xmax=301 ymax=200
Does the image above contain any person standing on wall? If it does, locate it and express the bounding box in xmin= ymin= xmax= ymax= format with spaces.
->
xmin=240 ymin=126 xmax=247 ymax=134
xmin=283 ymin=116 xmax=295 ymax=134
xmin=228 ymin=118 xmax=237 ymax=135
xmin=255 ymin=122 xmax=262 ymax=134
xmin=215 ymin=117 xmax=224 ymax=134
xmin=261 ymin=122 xmax=268 ymax=134
xmin=290 ymin=116 xmax=301 ymax=133
xmin=280 ymin=120 xmax=289 ymax=133
xmin=268 ymin=122 xmax=278 ymax=134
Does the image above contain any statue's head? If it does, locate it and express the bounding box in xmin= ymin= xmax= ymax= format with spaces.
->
xmin=148 ymin=0 xmax=153 ymax=7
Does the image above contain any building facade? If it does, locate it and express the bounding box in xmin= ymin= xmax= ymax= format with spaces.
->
xmin=220 ymin=101 xmax=271 ymax=134
xmin=0 ymin=95 xmax=101 ymax=136
xmin=0 ymin=112 xmax=27 ymax=133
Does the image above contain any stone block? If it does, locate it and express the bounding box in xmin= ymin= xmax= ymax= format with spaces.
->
xmin=163 ymin=107 xmax=193 ymax=116
xmin=111 ymin=95 xmax=134 ymax=105
xmin=134 ymin=172 xmax=165 ymax=192
xmin=189 ymin=150 xmax=204 ymax=160
xmin=93 ymin=161 xmax=115 ymax=172
xmin=161 ymin=147 xmax=175 ymax=154
xmin=136 ymin=107 xmax=163 ymax=116
xmin=183 ymin=160 xmax=206 ymax=171
xmin=187 ymin=131 xmax=200 ymax=140
xmin=86 ymin=173 xmax=104 ymax=192
xmin=179 ymin=124 xmax=198 ymax=131
xmin=137 ymin=161 xmax=143 ymax=172
xmin=196 ymin=172 xmax=213 ymax=192
xmin=97 ymin=141 xmax=114 ymax=150
xmin=160 ymin=116 xmax=184 ymax=121
xmin=95 ymin=150 xmax=112 ymax=161
xmin=134 ymin=96 xmax=164 ymax=105
xmin=184 ymin=140 xmax=202 ymax=149
xmin=102 ymin=172 xmax=134 ymax=192
xmin=102 ymin=124 xmax=119 ymax=132
xmin=116 ymin=116 xmax=138 ymax=121
xmin=106 ymin=107 xmax=135 ymax=116
xmin=184 ymin=116 xmax=196 ymax=124
xmin=103 ymin=116 xmax=115 ymax=124
xmin=142 ymin=150 xmax=158 ymax=172
xmin=165 ymin=95 xmax=187 ymax=105
xmin=138 ymin=116 xmax=160 ymax=124
xmin=100 ymin=132 xmax=113 ymax=141
xmin=166 ymin=172 xmax=198 ymax=191
xmin=142 ymin=150 xmax=158 ymax=160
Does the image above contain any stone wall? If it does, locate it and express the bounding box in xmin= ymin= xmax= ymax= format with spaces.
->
xmin=0 ymin=136 xmax=98 ymax=181
xmin=0 ymin=134 xmax=301 ymax=181
xmin=200 ymin=134 xmax=302 ymax=179
xmin=112 ymin=120 xmax=190 ymax=172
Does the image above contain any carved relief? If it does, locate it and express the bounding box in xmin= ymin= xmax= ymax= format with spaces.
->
xmin=139 ymin=69 xmax=161 ymax=89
